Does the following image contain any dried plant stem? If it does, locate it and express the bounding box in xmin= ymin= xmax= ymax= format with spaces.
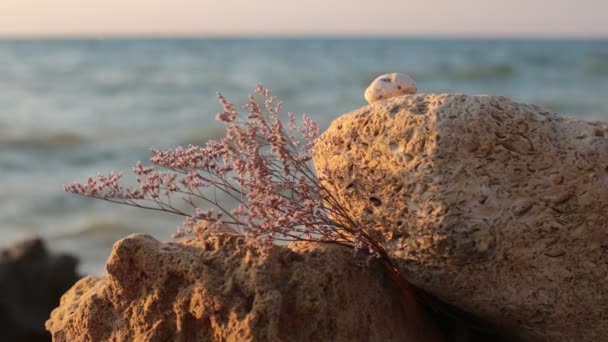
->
xmin=65 ymin=85 xmax=389 ymax=262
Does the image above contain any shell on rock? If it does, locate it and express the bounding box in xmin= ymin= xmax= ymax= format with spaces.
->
xmin=364 ymin=73 xmax=417 ymax=104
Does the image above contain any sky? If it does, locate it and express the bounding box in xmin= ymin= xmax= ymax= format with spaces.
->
xmin=1 ymin=0 xmax=607 ymax=38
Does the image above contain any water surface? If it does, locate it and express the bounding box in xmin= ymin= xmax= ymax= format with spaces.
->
xmin=1 ymin=38 xmax=606 ymax=273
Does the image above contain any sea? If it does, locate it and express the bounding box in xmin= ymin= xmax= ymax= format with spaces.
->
xmin=0 ymin=38 xmax=607 ymax=274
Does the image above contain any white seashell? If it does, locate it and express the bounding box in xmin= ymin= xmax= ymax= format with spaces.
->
xmin=364 ymin=73 xmax=417 ymax=104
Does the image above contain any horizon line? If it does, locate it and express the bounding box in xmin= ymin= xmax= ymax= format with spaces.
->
xmin=1 ymin=32 xmax=607 ymax=41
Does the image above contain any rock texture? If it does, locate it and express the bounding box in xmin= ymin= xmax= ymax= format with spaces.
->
xmin=46 ymin=233 xmax=446 ymax=342
xmin=0 ymin=237 xmax=80 ymax=342
xmin=313 ymin=94 xmax=608 ymax=341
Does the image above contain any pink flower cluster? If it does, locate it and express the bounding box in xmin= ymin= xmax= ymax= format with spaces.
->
xmin=65 ymin=85 xmax=383 ymax=259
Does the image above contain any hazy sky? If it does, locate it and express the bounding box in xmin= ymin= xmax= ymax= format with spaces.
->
xmin=1 ymin=0 xmax=607 ymax=38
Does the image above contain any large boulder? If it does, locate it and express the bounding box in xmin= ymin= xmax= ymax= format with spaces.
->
xmin=0 ymin=237 xmax=80 ymax=342
xmin=313 ymin=94 xmax=608 ymax=341
xmin=46 ymin=233 xmax=446 ymax=342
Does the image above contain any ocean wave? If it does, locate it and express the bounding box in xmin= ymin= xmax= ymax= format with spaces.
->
xmin=584 ymin=57 xmax=608 ymax=76
xmin=178 ymin=125 xmax=227 ymax=146
xmin=443 ymin=63 xmax=516 ymax=81
xmin=519 ymin=53 xmax=553 ymax=66
xmin=65 ymin=150 xmax=118 ymax=167
xmin=54 ymin=219 xmax=137 ymax=241
xmin=0 ymin=131 xmax=87 ymax=150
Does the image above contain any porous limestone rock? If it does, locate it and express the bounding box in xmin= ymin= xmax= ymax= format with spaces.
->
xmin=46 ymin=233 xmax=446 ymax=342
xmin=312 ymin=94 xmax=608 ymax=341
xmin=364 ymin=73 xmax=417 ymax=104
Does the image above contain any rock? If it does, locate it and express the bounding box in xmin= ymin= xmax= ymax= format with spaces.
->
xmin=46 ymin=233 xmax=447 ymax=342
xmin=312 ymin=94 xmax=608 ymax=341
xmin=0 ymin=237 xmax=80 ymax=342
xmin=364 ymin=73 xmax=417 ymax=104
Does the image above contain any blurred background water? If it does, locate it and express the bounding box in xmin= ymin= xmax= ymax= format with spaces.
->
xmin=0 ymin=38 xmax=607 ymax=274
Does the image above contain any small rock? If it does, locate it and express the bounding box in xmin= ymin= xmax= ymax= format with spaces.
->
xmin=364 ymin=73 xmax=417 ymax=104
xmin=0 ymin=237 xmax=80 ymax=342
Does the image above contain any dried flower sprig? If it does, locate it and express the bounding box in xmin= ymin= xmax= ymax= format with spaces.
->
xmin=65 ymin=85 xmax=385 ymax=260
